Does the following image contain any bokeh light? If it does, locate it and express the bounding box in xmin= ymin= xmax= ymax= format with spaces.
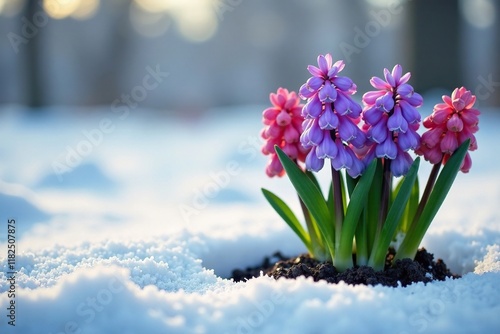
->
xmin=131 ymin=0 xmax=218 ymax=42
xmin=0 ymin=0 xmax=25 ymax=17
xmin=460 ymin=0 xmax=496 ymax=29
xmin=43 ymin=0 xmax=100 ymax=20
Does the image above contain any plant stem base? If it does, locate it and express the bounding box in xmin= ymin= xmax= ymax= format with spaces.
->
xmin=231 ymin=248 xmax=459 ymax=287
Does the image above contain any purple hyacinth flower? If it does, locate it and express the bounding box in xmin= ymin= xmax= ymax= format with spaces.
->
xmin=299 ymin=54 xmax=367 ymax=177
xmin=361 ymin=64 xmax=423 ymax=176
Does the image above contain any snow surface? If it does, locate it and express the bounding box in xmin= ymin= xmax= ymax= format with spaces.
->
xmin=0 ymin=104 xmax=500 ymax=333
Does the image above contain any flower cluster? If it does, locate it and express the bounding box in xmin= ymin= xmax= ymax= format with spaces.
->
xmin=361 ymin=65 xmax=423 ymax=177
xmin=261 ymin=88 xmax=309 ymax=177
xmin=416 ymin=87 xmax=480 ymax=173
xmin=299 ymin=54 xmax=366 ymax=178
xmin=260 ymin=54 xmax=480 ymax=271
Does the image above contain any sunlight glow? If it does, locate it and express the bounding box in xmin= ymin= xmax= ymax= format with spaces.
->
xmin=131 ymin=0 xmax=218 ymax=42
xmin=0 ymin=0 xmax=25 ymax=17
xmin=43 ymin=0 xmax=100 ymax=20
xmin=130 ymin=4 xmax=172 ymax=38
xmin=460 ymin=0 xmax=496 ymax=29
xmin=71 ymin=0 xmax=100 ymax=20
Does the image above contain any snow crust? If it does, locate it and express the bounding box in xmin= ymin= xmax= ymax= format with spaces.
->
xmin=1 ymin=105 xmax=499 ymax=333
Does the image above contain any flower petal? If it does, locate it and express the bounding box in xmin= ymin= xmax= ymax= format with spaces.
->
xmin=440 ymin=131 xmax=458 ymax=154
xmin=345 ymin=148 xmax=365 ymax=178
xmin=375 ymin=137 xmax=397 ymax=159
xmin=460 ymin=109 xmax=479 ymax=126
xmin=363 ymin=105 xmax=383 ymax=125
xmin=384 ymin=68 xmax=396 ymax=87
xmin=446 ymin=113 xmax=464 ymax=132
xmin=337 ymin=116 xmax=359 ymax=142
xmin=318 ymin=83 xmax=338 ymax=103
xmin=306 ymin=148 xmax=325 ymax=172
xmin=283 ymin=125 xmax=299 ymax=143
xmin=362 ymin=90 xmax=386 ymax=106
xmin=369 ymin=117 xmax=389 ymax=144
xmin=303 ymin=95 xmax=323 ymax=118
xmin=333 ymin=60 xmax=345 ymax=72
xmin=318 ymin=105 xmax=339 ymax=130
xmin=262 ymin=107 xmax=279 ymax=121
xmin=375 ymin=92 xmax=394 ymax=112
xmin=460 ymin=152 xmax=472 ymax=173
xmin=396 ymin=84 xmax=414 ymax=98
xmin=387 ymin=105 xmax=408 ymax=133
xmin=398 ymin=128 xmax=420 ymax=151
xmin=398 ymin=72 xmax=411 ymax=85
xmin=406 ymin=92 xmax=423 ymax=106
xmin=370 ymin=76 xmax=390 ymax=90
xmin=307 ymin=65 xmax=323 ymax=77
xmin=299 ymin=83 xmax=316 ymax=99
xmin=317 ymin=55 xmax=330 ymax=74
xmin=276 ymin=110 xmax=292 ymax=126
xmin=316 ymin=135 xmax=338 ymax=159
xmin=391 ymin=149 xmax=413 ymax=177
xmin=392 ymin=64 xmax=403 ymax=84
xmin=399 ymin=100 xmax=421 ymax=124
xmin=333 ymin=76 xmax=354 ymax=91
xmin=331 ymin=140 xmax=353 ymax=171
xmin=421 ymin=126 xmax=445 ymax=148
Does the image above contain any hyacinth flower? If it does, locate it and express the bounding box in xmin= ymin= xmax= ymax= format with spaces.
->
xmin=260 ymin=56 xmax=478 ymax=273
xmin=299 ymin=54 xmax=366 ymax=178
xmin=362 ymin=64 xmax=423 ymax=177
xmin=261 ymin=88 xmax=326 ymax=259
xmin=395 ymin=87 xmax=479 ymax=261
xmin=261 ymin=88 xmax=309 ymax=177
xmin=267 ymin=54 xmax=380 ymax=271
xmin=355 ymin=65 xmax=425 ymax=269
xmin=416 ymin=86 xmax=479 ymax=173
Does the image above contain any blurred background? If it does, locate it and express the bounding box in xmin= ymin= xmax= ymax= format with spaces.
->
xmin=0 ymin=0 xmax=499 ymax=112
xmin=1 ymin=0 xmax=500 ymax=249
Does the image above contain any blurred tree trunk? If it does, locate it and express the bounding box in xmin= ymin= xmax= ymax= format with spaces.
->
xmin=25 ymin=0 xmax=43 ymax=108
xmin=410 ymin=0 xmax=460 ymax=92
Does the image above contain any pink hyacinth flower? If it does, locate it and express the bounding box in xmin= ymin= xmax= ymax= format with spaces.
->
xmin=416 ymin=87 xmax=480 ymax=173
xmin=261 ymin=88 xmax=310 ymax=177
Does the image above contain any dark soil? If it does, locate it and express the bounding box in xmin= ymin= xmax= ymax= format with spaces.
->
xmin=231 ymin=248 xmax=460 ymax=287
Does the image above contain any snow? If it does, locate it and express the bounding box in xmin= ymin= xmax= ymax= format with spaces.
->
xmin=1 ymin=104 xmax=500 ymax=333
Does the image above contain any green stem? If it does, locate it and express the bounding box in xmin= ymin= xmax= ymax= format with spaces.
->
xmin=355 ymin=209 xmax=368 ymax=266
xmin=412 ymin=161 xmax=441 ymax=227
xmin=331 ymin=165 xmax=344 ymax=248
xmin=377 ymin=159 xmax=392 ymax=239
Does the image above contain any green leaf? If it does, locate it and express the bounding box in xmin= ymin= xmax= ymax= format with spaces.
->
xmin=345 ymin=173 xmax=358 ymax=200
xmin=335 ymin=159 xmax=377 ymax=271
xmin=275 ymin=146 xmax=334 ymax=257
xmin=396 ymin=140 xmax=470 ymax=260
xmin=306 ymin=170 xmax=322 ymax=193
xmin=401 ymin=177 xmax=419 ymax=234
xmin=262 ymin=188 xmax=312 ymax=253
xmin=368 ymin=157 xmax=420 ymax=270
xmin=366 ymin=159 xmax=383 ymax=252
